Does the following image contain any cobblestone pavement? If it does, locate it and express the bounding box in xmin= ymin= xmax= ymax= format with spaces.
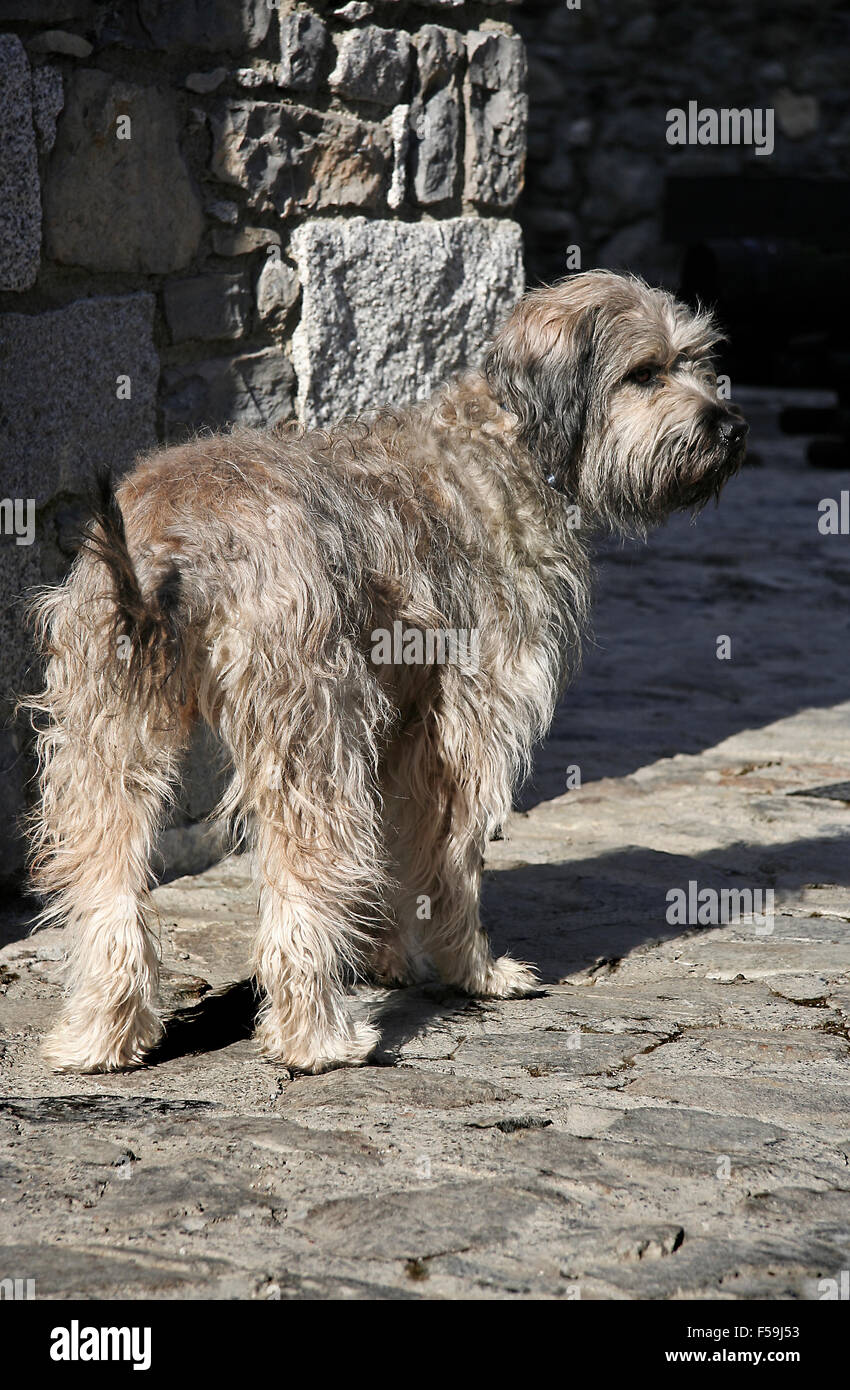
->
xmin=1 ymin=393 xmax=848 ymax=1300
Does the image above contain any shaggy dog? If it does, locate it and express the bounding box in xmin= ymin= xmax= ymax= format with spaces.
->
xmin=25 ymin=270 xmax=747 ymax=1073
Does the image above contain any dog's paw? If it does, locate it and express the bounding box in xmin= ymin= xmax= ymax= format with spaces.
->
xmin=478 ymin=956 xmax=540 ymax=999
xmin=42 ymin=1004 xmax=162 ymax=1073
xmin=256 ymin=1018 xmax=379 ymax=1074
xmin=372 ymin=944 xmax=434 ymax=989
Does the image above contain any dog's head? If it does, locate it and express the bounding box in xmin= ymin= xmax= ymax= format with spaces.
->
xmin=484 ymin=269 xmax=747 ymax=530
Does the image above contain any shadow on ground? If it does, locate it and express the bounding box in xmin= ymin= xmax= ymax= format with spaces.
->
xmin=137 ymin=828 xmax=849 ymax=1070
xmin=520 ymin=463 xmax=850 ymax=805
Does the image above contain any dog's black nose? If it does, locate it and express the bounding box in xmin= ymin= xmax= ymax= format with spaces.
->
xmin=719 ymin=418 xmax=748 ymax=447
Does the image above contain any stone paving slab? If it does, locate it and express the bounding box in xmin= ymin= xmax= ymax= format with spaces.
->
xmin=0 ymin=412 xmax=848 ymax=1299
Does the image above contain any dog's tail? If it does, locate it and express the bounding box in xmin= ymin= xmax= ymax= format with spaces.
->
xmin=21 ymin=472 xmax=189 ymax=921
xmin=77 ymin=470 xmax=187 ymax=708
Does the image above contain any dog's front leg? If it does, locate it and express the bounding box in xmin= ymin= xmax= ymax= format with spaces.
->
xmin=424 ymin=818 xmax=538 ymax=998
xmin=386 ymin=719 xmax=538 ymax=999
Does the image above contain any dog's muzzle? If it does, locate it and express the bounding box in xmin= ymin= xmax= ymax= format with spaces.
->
xmin=703 ymin=405 xmax=749 ymax=464
xmin=718 ymin=417 xmax=748 ymax=453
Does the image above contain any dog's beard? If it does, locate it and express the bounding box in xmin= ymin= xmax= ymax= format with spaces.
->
xmin=669 ymin=438 xmax=746 ymax=514
xmin=576 ymin=397 xmax=746 ymax=531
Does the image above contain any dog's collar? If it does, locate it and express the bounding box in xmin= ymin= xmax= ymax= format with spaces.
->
xmin=494 ymin=397 xmax=558 ymax=491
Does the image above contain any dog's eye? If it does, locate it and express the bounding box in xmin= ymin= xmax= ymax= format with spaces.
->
xmin=629 ymin=367 xmax=656 ymax=386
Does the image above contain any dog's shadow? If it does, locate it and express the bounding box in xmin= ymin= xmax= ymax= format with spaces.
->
xmin=149 ymin=978 xmax=257 ymax=1064
xmin=148 ymin=973 xmax=485 ymax=1068
xmin=369 ymin=983 xmax=500 ymax=1066
xmin=146 ymin=828 xmax=849 ymax=1068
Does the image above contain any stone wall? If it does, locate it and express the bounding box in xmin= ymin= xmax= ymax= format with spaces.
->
xmin=0 ymin=0 xmax=527 ymax=884
xmin=515 ymin=0 xmax=850 ymax=290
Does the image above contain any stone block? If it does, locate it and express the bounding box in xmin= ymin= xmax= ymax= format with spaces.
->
xmin=27 ymin=29 xmax=91 ymax=57
xmin=291 ymin=216 xmax=524 ymax=426
xmin=137 ymin=0 xmax=271 ymax=51
xmin=387 ymin=102 xmax=409 ymax=209
xmin=0 ymin=35 xmax=40 ymax=291
xmin=293 ymin=1182 xmax=551 ymax=1261
xmin=0 ymin=293 xmax=158 ymax=707
xmin=411 ymin=86 xmax=459 ymax=204
xmin=161 ymin=349 xmax=295 ymax=436
xmin=206 ymin=198 xmax=239 ymax=224
xmin=31 ymin=64 xmax=63 ymax=153
xmin=210 ymin=101 xmax=391 ymax=215
xmin=44 ymin=69 xmax=204 ymax=274
xmin=329 ymin=25 xmax=411 ymax=106
xmin=279 ymin=11 xmax=327 ymax=91
xmin=234 ymin=61 xmax=281 ymax=90
xmin=464 ymin=31 xmax=527 ymax=209
xmin=185 ymin=68 xmax=227 ymax=94
xmin=413 ymin=23 xmax=462 ymax=98
xmin=0 ymin=293 xmax=158 ymax=503
xmin=211 ymin=226 xmax=280 ymax=257
xmin=163 ymin=271 xmax=252 ymax=344
xmin=410 ymin=26 xmax=462 ymax=206
xmin=255 ymin=252 xmax=300 ymax=322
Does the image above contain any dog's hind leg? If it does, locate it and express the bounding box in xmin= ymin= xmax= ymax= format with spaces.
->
xmin=215 ymin=631 xmax=390 ymax=1072
xmin=27 ymin=559 xmax=192 ymax=1072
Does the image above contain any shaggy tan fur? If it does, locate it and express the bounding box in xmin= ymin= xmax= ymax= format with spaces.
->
xmin=24 ymin=271 xmax=746 ymax=1074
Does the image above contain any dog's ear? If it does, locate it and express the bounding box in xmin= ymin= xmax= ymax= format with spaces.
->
xmin=484 ymin=291 xmax=599 ymax=490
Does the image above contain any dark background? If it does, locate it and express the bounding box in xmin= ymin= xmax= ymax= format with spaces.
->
xmin=516 ymin=0 xmax=850 ymax=451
